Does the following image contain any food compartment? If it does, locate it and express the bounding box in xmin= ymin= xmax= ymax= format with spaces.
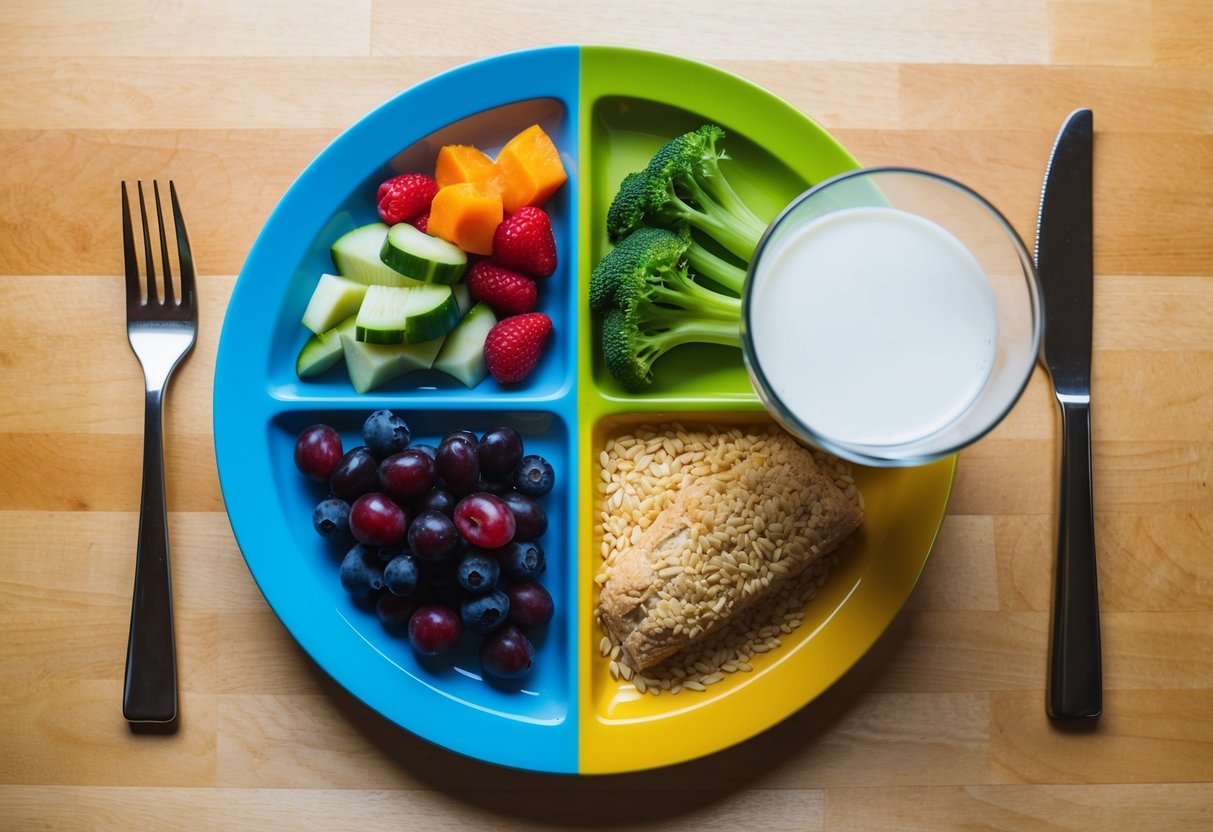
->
xmin=262 ymin=95 xmax=577 ymax=402
xmin=259 ymin=406 xmax=575 ymax=729
xmin=582 ymin=95 xmax=808 ymax=404
xmin=578 ymin=409 xmax=954 ymax=772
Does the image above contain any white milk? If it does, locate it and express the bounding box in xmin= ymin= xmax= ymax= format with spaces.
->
xmin=748 ymin=206 xmax=998 ymax=447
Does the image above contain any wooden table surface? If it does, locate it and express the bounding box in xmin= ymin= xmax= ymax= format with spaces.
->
xmin=3 ymin=1 xmax=1211 ymax=829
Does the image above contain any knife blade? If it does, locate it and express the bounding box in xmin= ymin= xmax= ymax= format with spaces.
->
xmin=1035 ymin=107 xmax=1102 ymax=722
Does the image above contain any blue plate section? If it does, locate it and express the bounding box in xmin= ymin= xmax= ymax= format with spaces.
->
xmin=214 ymin=46 xmax=581 ymax=773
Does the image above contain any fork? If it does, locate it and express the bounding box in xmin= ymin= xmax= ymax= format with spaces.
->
xmin=121 ymin=180 xmax=197 ymax=724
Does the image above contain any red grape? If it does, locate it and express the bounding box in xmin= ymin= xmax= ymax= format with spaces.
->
xmin=408 ymin=604 xmax=462 ymax=656
xmin=436 ymin=435 xmax=479 ymax=495
xmin=480 ymin=625 xmax=534 ymax=678
xmin=329 ymin=447 xmax=380 ymax=501
xmin=294 ymin=424 xmax=343 ymax=481
xmin=379 ymin=449 xmax=437 ymax=502
xmin=500 ymin=490 xmax=547 ymax=540
xmin=505 ymin=581 xmax=554 ymax=629
xmin=478 ymin=427 xmax=523 ymax=478
xmin=454 ymin=492 xmax=516 ymax=549
xmin=348 ymin=492 xmax=408 ymax=546
xmin=407 ymin=509 xmax=460 ymax=562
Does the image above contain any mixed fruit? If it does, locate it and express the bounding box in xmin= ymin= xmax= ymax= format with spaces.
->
xmin=294 ymin=409 xmax=557 ymax=682
xmin=295 ymin=124 xmax=567 ymax=392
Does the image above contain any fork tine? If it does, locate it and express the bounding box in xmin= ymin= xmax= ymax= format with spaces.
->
xmin=152 ymin=181 xmax=175 ymax=306
xmin=121 ymin=182 xmax=142 ymax=308
xmin=169 ymin=181 xmax=196 ymax=308
xmin=136 ymin=181 xmax=158 ymax=305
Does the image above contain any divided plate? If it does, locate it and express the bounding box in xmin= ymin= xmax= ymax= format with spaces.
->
xmin=213 ymin=45 xmax=956 ymax=775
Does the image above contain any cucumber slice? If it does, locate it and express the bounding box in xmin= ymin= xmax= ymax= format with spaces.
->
xmin=331 ymin=223 xmax=428 ymax=288
xmin=355 ymin=284 xmax=461 ymax=344
xmin=295 ymin=316 xmax=356 ymax=379
xmin=380 ymin=223 xmax=468 ymax=285
xmin=432 ymin=302 xmax=497 ymax=387
xmin=340 ymin=330 xmax=444 ymax=393
xmin=300 ymin=273 xmax=368 ymax=335
xmin=453 ymin=282 xmax=472 ymax=316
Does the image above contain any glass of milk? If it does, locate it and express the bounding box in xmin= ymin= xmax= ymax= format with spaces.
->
xmin=741 ymin=167 xmax=1042 ymax=467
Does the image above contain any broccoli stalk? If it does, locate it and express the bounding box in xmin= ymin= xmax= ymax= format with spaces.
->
xmin=605 ymin=124 xmax=767 ymax=263
xmin=684 ymin=237 xmax=747 ymax=295
xmin=602 ymin=308 xmax=740 ymax=393
xmin=590 ymin=226 xmax=743 ymax=391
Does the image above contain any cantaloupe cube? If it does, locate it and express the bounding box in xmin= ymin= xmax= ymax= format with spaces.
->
xmin=495 ymin=124 xmax=568 ymax=213
xmin=435 ymin=144 xmax=498 ymax=189
xmin=427 ymin=182 xmax=503 ymax=256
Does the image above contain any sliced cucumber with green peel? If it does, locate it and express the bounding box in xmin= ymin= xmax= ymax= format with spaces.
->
xmin=433 ymin=302 xmax=497 ymax=388
xmin=380 ymin=223 xmax=468 ymax=285
xmin=340 ymin=330 xmax=444 ymax=393
xmin=300 ymin=274 xmax=368 ymax=335
xmin=331 ymin=223 xmax=427 ymax=288
xmin=453 ymin=282 xmax=472 ymax=316
xmin=296 ymin=316 xmax=356 ymax=379
xmin=355 ymin=284 xmax=461 ymax=344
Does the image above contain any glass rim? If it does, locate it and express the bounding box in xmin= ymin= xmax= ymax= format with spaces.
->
xmin=740 ymin=166 xmax=1044 ymax=467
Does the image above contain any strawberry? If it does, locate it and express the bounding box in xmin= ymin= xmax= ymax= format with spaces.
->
xmin=411 ymin=212 xmax=430 ymax=234
xmin=377 ymin=173 xmax=438 ymax=225
xmin=492 ymin=206 xmax=556 ymax=278
xmin=483 ymin=313 xmax=552 ymax=384
xmin=467 ymin=260 xmax=538 ymax=317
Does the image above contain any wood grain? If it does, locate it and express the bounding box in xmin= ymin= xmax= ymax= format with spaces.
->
xmin=2 ymin=0 xmax=1210 ymax=829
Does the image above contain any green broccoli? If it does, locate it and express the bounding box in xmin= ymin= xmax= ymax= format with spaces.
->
xmin=589 ymin=226 xmax=741 ymax=316
xmin=590 ymin=226 xmax=742 ymax=391
xmin=605 ymin=124 xmax=767 ymax=263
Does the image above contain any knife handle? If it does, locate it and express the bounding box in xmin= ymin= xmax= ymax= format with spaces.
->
xmin=1047 ymin=397 xmax=1102 ymax=722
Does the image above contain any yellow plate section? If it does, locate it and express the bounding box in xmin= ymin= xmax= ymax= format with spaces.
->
xmin=578 ymin=412 xmax=955 ymax=773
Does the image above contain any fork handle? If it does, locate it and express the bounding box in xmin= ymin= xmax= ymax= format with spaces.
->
xmin=123 ymin=386 xmax=178 ymax=724
xmin=1047 ymin=397 xmax=1102 ymax=722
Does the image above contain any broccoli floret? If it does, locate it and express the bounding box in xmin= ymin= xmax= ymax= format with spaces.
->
xmin=605 ymin=124 xmax=767 ymax=263
xmin=590 ymin=227 xmax=742 ymax=391
xmin=590 ymin=227 xmax=741 ymax=316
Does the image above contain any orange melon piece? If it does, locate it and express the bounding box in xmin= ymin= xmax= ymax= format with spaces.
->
xmin=435 ymin=144 xmax=498 ymax=189
xmin=495 ymin=124 xmax=567 ymax=213
xmin=427 ymin=182 xmax=503 ymax=256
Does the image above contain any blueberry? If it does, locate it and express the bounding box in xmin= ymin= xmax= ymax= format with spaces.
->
xmin=497 ymin=539 xmax=545 ymax=581
xmin=361 ymin=409 xmax=411 ymax=459
xmin=456 ymin=550 xmax=500 ymax=593
xmin=461 ymin=589 xmax=510 ymax=635
xmin=384 ymin=553 xmax=420 ymax=597
xmin=513 ymin=454 xmax=554 ymax=498
xmin=339 ymin=543 xmax=385 ymax=597
xmin=312 ymin=497 xmax=350 ymax=541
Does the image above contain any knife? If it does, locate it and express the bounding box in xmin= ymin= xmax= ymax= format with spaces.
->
xmin=1035 ymin=108 xmax=1102 ymax=722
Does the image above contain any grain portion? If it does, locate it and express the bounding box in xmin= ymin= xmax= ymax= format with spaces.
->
xmin=595 ymin=423 xmax=863 ymax=681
